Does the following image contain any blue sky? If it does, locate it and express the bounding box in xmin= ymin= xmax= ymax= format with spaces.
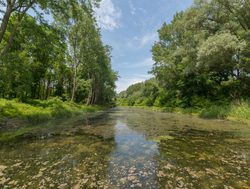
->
xmin=94 ymin=0 xmax=194 ymax=92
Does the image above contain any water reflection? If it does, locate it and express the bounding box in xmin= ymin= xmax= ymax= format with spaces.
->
xmin=108 ymin=120 xmax=159 ymax=188
xmin=0 ymin=108 xmax=250 ymax=189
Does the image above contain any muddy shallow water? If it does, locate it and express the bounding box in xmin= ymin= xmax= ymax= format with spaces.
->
xmin=0 ymin=108 xmax=249 ymax=189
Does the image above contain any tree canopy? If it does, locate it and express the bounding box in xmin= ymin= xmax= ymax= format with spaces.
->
xmin=0 ymin=0 xmax=117 ymax=105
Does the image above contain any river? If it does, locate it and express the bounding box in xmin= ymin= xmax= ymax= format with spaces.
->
xmin=0 ymin=108 xmax=249 ymax=188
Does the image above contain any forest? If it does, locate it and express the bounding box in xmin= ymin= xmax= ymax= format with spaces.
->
xmin=0 ymin=0 xmax=117 ymax=121
xmin=118 ymin=0 xmax=250 ymax=122
xmin=0 ymin=0 xmax=117 ymax=105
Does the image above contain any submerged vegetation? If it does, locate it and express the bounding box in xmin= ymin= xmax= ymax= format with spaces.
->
xmin=1 ymin=108 xmax=249 ymax=188
xmin=118 ymin=0 xmax=250 ymax=123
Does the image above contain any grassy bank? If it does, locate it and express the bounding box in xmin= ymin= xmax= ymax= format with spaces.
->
xmin=199 ymin=102 xmax=250 ymax=124
xmin=119 ymin=101 xmax=250 ymax=125
xmin=0 ymin=98 xmax=107 ymax=125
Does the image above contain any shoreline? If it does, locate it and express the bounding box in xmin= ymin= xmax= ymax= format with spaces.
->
xmin=117 ymin=105 xmax=250 ymax=126
xmin=0 ymin=98 xmax=110 ymax=131
xmin=0 ymin=109 xmax=112 ymax=143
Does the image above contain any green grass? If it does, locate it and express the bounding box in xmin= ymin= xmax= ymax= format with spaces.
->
xmin=0 ymin=98 xmax=107 ymax=124
xmin=119 ymin=101 xmax=250 ymax=125
xmin=226 ymin=102 xmax=250 ymax=124
xmin=199 ymin=101 xmax=250 ymax=124
xmin=199 ymin=105 xmax=230 ymax=119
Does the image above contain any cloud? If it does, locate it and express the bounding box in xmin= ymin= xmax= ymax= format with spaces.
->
xmin=128 ymin=0 xmax=136 ymax=15
xmin=117 ymin=57 xmax=154 ymax=69
xmin=116 ymin=74 xmax=153 ymax=93
xmin=138 ymin=8 xmax=147 ymax=14
xmin=127 ymin=32 xmax=158 ymax=49
xmin=140 ymin=33 xmax=158 ymax=47
xmin=94 ymin=0 xmax=121 ymax=31
xmin=128 ymin=1 xmax=147 ymax=16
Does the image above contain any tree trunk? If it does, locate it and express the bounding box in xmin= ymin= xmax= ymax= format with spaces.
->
xmin=1 ymin=28 xmax=16 ymax=55
xmin=71 ymin=65 xmax=77 ymax=101
xmin=71 ymin=35 xmax=78 ymax=102
xmin=0 ymin=1 xmax=13 ymax=45
xmin=0 ymin=0 xmax=35 ymax=54
xmin=86 ymin=86 xmax=93 ymax=105
xmin=37 ymin=82 xmax=41 ymax=99
xmin=87 ymin=83 xmax=96 ymax=105
xmin=93 ymin=87 xmax=99 ymax=104
xmin=45 ymin=77 xmax=51 ymax=100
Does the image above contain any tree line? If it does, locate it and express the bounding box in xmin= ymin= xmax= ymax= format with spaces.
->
xmin=0 ymin=0 xmax=117 ymax=105
xmin=118 ymin=0 xmax=250 ymax=109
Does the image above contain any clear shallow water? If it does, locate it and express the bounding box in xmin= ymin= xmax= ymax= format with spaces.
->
xmin=0 ymin=108 xmax=249 ymax=189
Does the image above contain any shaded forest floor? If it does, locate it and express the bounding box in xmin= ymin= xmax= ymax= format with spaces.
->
xmin=0 ymin=98 xmax=108 ymax=130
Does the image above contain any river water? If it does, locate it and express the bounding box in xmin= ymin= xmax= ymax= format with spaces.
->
xmin=0 ymin=108 xmax=249 ymax=188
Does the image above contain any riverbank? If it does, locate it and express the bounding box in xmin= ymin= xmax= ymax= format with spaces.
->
xmin=0 ymin=98 xmax=108 ymax=128
xmin=118 ymin=102 xmax=250 ymax=125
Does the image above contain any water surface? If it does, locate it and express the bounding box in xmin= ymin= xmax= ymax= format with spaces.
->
xmin=0 ymin=108 xmax=249 ymax=188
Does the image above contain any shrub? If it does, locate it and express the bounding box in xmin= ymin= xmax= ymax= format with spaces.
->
xmin=199 ymin=105 xmax=230 ymax=119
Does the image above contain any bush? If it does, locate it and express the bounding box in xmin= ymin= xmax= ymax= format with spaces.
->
xmin=0 ymin=98 xmax=105 ymax=124
xmin=199 ymin=104 xmax=230 ymax=119
xmin=0 ymin=103 xmax=21 ymax=118
xmin=51 ymin=103 xmax=72 ymax=118
xmin=190 ymin=96 xmax=213 ymax=108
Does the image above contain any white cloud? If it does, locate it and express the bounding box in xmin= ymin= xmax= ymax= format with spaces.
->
xmin=128 ymin=0 xmax=136 ymax=15
xmin=117 ymin=57 xmax=154 ymax=69
xmin=127 ymin=32 xmax=158 ymax=49
xmin=116 ymin=74 xmax=153 ymax=93
xmin=94 ymin=0 xmax=121 ymax=30
xmin=138 ymin=8 xmax=147 ymax=14
xmin=140 ymin=33 xmax=158 ymax=47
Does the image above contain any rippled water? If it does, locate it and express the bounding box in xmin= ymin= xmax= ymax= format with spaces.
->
xmin=0 ymin=108 xmax=249 ymax=188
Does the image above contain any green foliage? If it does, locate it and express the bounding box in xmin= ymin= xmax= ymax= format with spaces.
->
xmin=200 ymin=105 xmax=230 ymax=119
xmin=150 ymin=0 xmax=250 ymax=109
xmin=0 ymin=1 xmax=117 ymax=106
xmin=229 ymin=102 xmax=250 ymax=121
xmin=0 ymin=98 xmax=105 ymax=123
xmin=117 ymin=79 xmax=159 ymax=107
xmin=197 ymin=32 xmax=246 ymax=74
xmin=198 ymin=101 xmax=250 ymax=124
xmin=119 ymin=0 xmax=250 ymax=124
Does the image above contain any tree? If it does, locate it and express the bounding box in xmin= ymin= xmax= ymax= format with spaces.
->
xmin=149 ymin=0 xmax=250 ymax=107
xmin=0 ymin=0 xmax=117 ymax=105
xmin=197 ymin=32 xmax=247 ymax=79
xmin=0 ymin=14 xmax=66 ymax=100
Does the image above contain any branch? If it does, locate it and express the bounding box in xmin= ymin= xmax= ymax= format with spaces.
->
xmin=1 ymin=0 xmax=35 ymax=54
xmin=0 ymin=1 xmax=14 ymax=45
xmin=0 ymin=26 xmax=16 ymax=55
xmin=218 ymin=0 xmax=248 ymax=31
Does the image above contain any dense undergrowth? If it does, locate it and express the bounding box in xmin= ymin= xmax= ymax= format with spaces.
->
xmin=200 ymin=102 xmax=250 ymax=123
xmin=0 ymin=98 xmax=106 ymax=124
